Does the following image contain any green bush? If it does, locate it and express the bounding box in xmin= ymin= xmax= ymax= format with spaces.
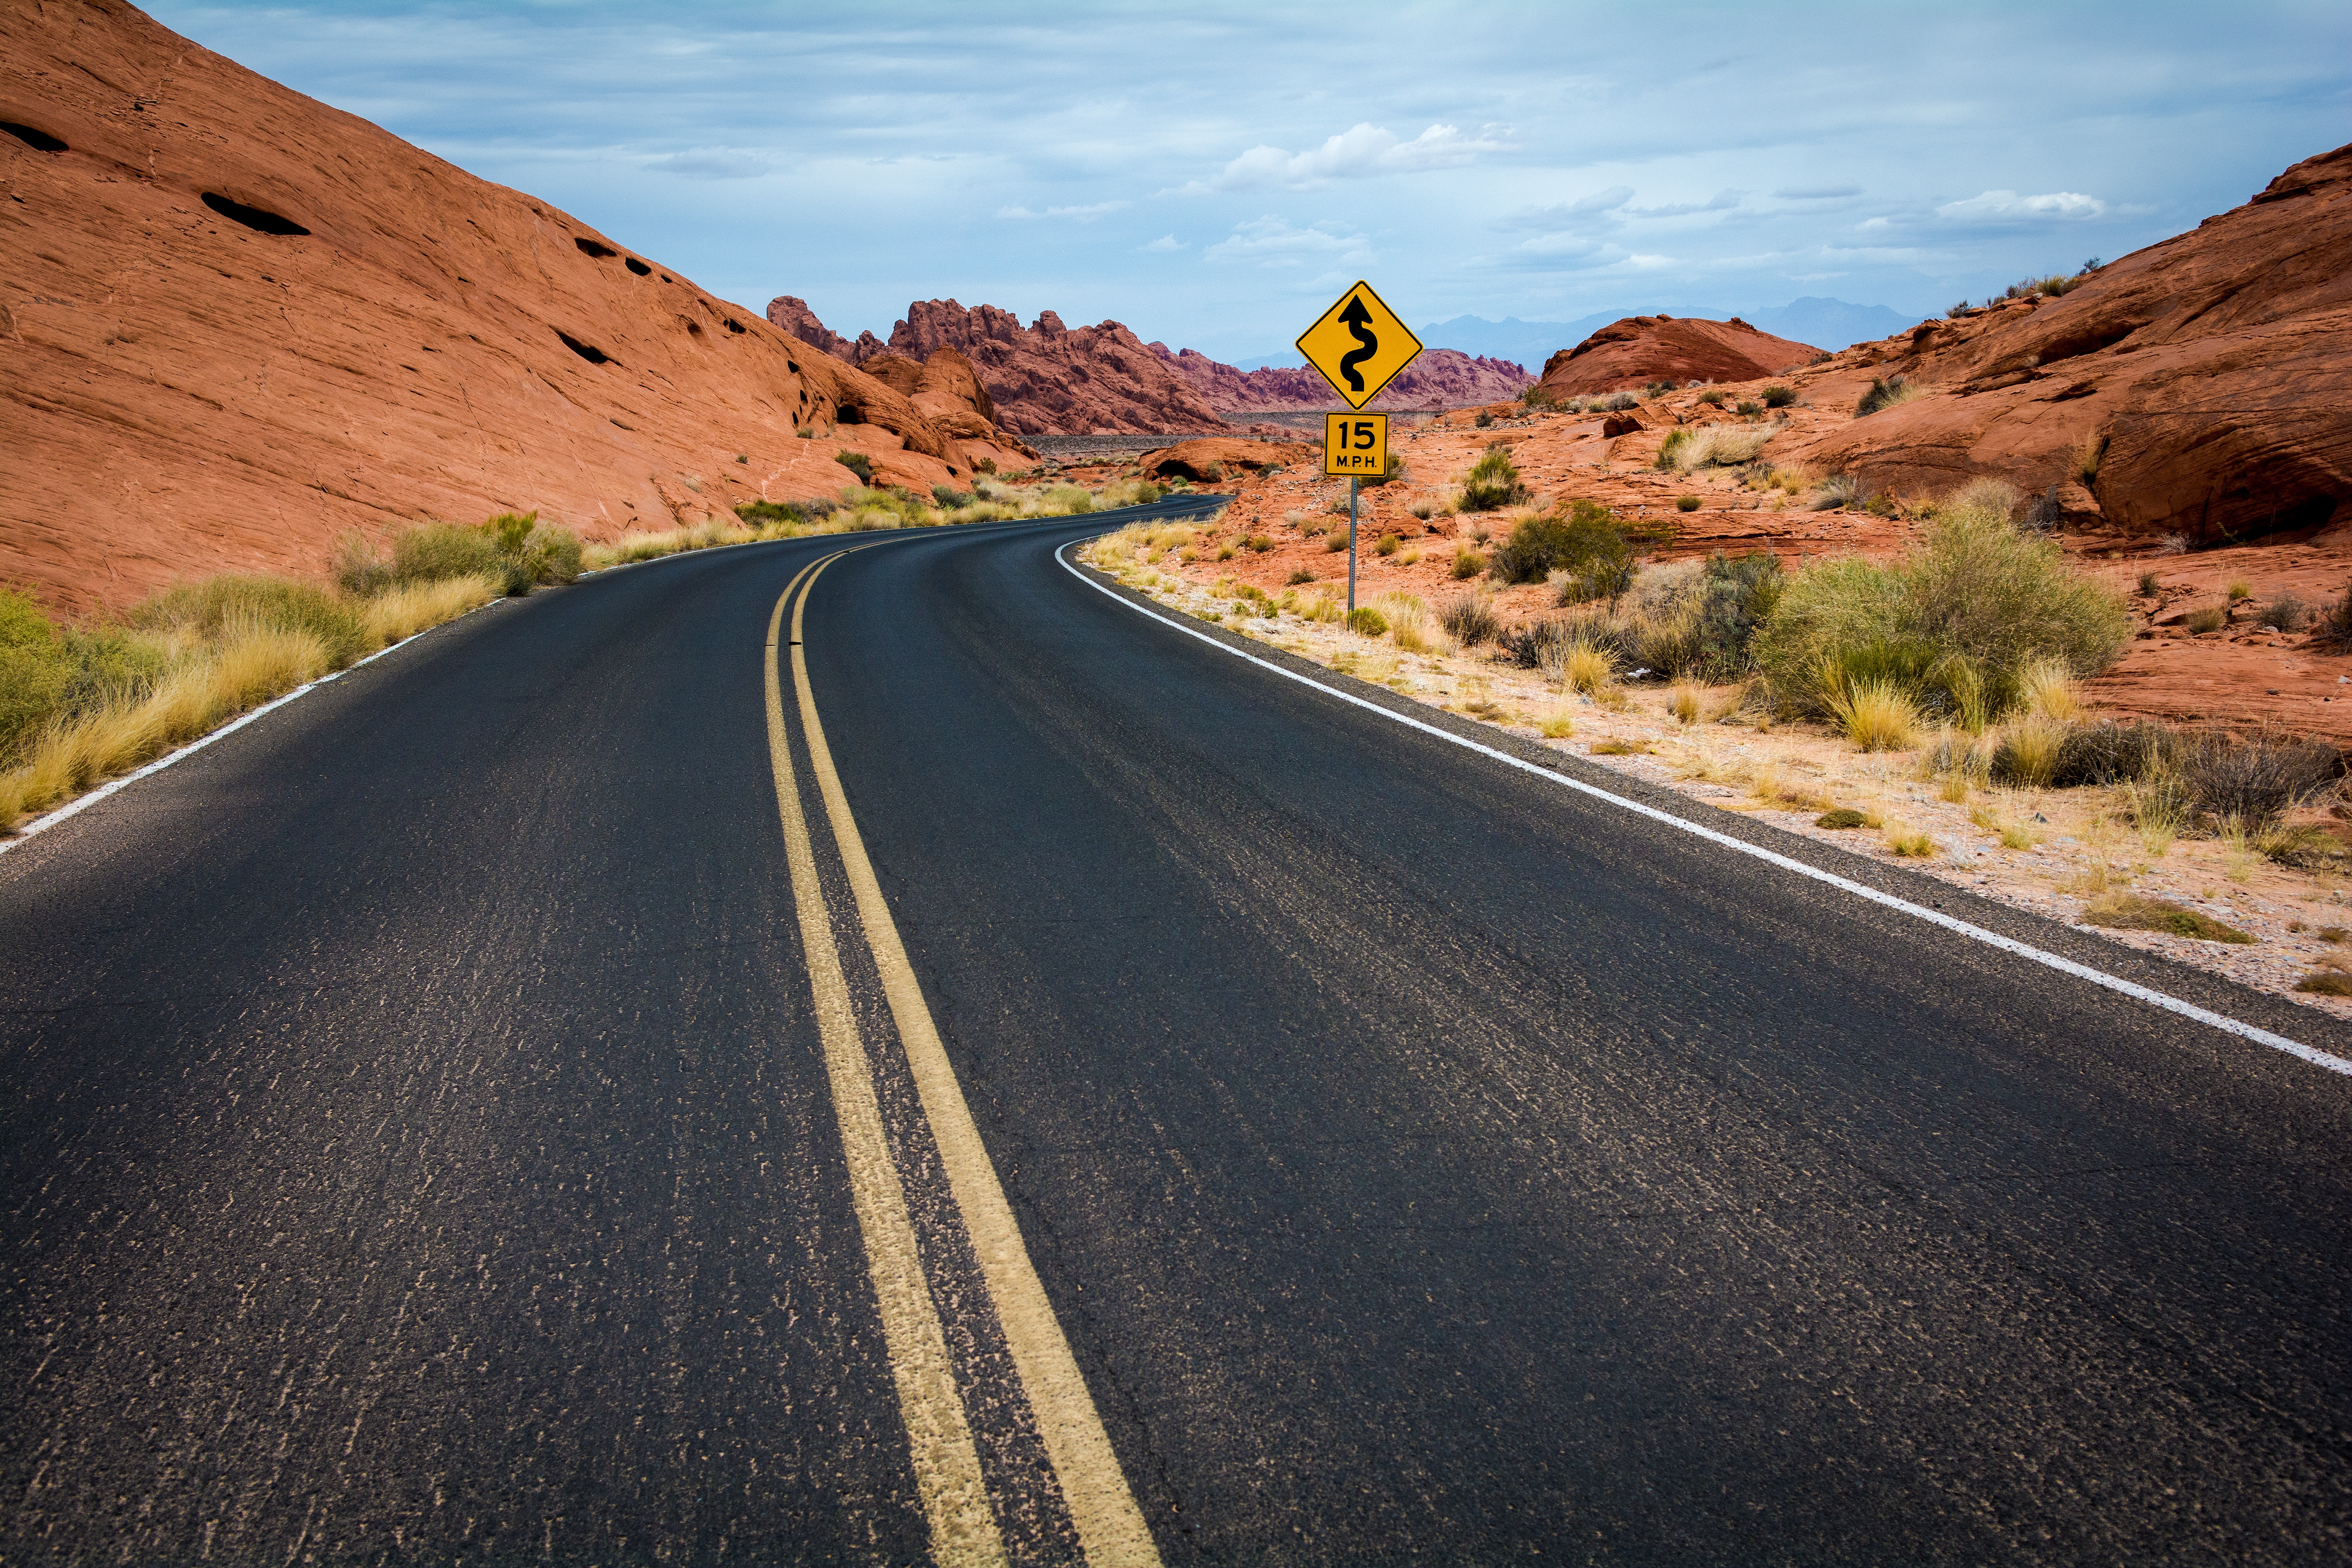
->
xmin=1854 ymin=376 xmax=1919 ymax=417
xmin=130 ymin=576 xmax=371 ymax=669
xmin=1459 ymin=443 xmax=1529 ymax=512
xmin=1693 ymin=552 xmax=1784 ymax=680
xmin=1762 ymin=385 xmax=1796 ymax=409
xmin=1346 ymin=606 xmax=1388 ymax=637
xmin=835 ymin=450 xmax=874 ymax=484
xmin=1675 ymin=495 xmax=1702 ymax=513
xmin=0 ymin=592 xmax=172 ymax=764
xmin=932 ymin=485 xmax=974 ymax=509
xmin=1752 ymin=502 xmax=2127 ymax=718
xmin=1491 ymin=499 xmax=1632 ymax=593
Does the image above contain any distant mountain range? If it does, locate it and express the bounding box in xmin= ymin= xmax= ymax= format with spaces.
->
xmin=1229 ymin=299 xmax=1926 ymax=375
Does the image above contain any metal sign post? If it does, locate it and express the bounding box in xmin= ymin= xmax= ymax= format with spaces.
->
xmin=1348 ymin=477 xmax=1359 ymax=613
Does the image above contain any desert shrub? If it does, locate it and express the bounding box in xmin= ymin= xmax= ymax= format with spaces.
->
xmin=1362 ymin=453 xmax=1408 ymax=488
xmin=1438 ymin=594 xmax=1500 ymax=645
xmin=1675 ymin=495 xmax=1701 ymax=513
xmin=2256 ymin=594 xmax=2307 ymax=632
xmin=1374 ymin=533 xmax=1398 ymax=556
xmin=1752 ymin=503 xmax=2127 ymax=719
xmin=2178 ymin=730 xmax=2340 ymax=829
xmin=1812 ymin=472 xmax=1866 ymax=511
xmin=2137 ymin=570 xmax=2161 ymax=597
xmin=379 ymin=522 xmax=504 ymax=589
xmin=1378 ymin=593 xmax=1433 ymax=652
xmin=1598 ymin=392 xmax=1639 ymax=412
xmin=1854 ymin=375 xmax=1925 ymax=417
xmin=1287 ymin=567 xmax=1316 ymax=585
xmin=1635 ymin=608 xmax=1707 ymax=679
xmin=2048 ymin=720 xmax=2181 ymax=787
xmin=1691 ymin=551 xmax=1784 ymax=680
xmin=1763 ymin=385 xmax=1796 ymax=409
xmin=1828 ymin=678 xmax=1920 ymax=751
xmin=933 ymin=485 xmax=973 ymax=509
xmin=2186 ymin=606 xmax=2227 ymax=634
xmin=1473 ymin=412 xmax=1493 ymax=429
xmin=1990 ymin=716 xmax=2069 ymax=786
xmin=835 ymin=450 xmax=874 ymax=484
xmin=1459 ymin=444 xmax=1530 ymax=512
xmin=1450 ymin=547 xmax=1486 ymax=580
xmin=1697 ymin=389 xmax=1726 ymax=407
xmin=1736 ymin=401 xmax=1763 ymax=418
xmin=2314 ymin=581 xmax=2352 ymax=651
xmin=130 ymin=576 xmax=370 ymax=669
xmin=2021 ymin=485 xmax=2062 ymax=533
xmin=1346 ymin=606 xmax=1388 ymax=637
xmin=1244 ymin=534 xmax=1275 ymax=553
xmin=1493 ymin=499 xmax=1633 ymax=594
xmin=1644 ymin=380 xmax=1676 ymax=397
xmin=2081 ymin=894 xmax=2252 ymax=944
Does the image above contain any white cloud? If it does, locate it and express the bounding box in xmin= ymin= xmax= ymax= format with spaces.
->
xmin=644 ymin=147 xmax=773 ymax=180
xmin=1203 ymin=215 xmax=1371 ymax=268
xmin=1495 ymin=185 xmax=1634 ymax=231
xmin=1936 ymin=189 xmax=2108 ymax=222
xmin=1179 ymin=122 xmax=1514 ymax=193
xmin=995 ymin=200 xmax=1131 ymax=221
xmin=1140 ymin=233 xmax=1185 ymax=251
xmin=1774 ymin=184 xmax=1862 ymax=200
xmin=1627 ymin=189 xmax=1742 ymax=218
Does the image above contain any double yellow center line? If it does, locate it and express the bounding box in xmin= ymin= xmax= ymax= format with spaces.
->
xmin=763 ymin=551 xmax=1160 ymax=1568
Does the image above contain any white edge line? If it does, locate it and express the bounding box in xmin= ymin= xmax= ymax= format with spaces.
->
xmin=0 ymin=503 xmax=1221 ymax=858
xmin=1054 ymin=538 xmax=2352 ymax=1079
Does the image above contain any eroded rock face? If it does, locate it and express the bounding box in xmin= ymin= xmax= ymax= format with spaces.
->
xmin=0 ymin=2 xmax=1025 ymax=614
xmin=1534 ymin=317 xmax=1820 ymax=396
xmin=1793 ymin=142 xmax=2352 ymax=547
xmin=768 ymin=296 xmax=1229 ymax=436
xmin=1136 ymin=439 xmax=1315 ymax=482
xmin=1153 ymin=346 xmax=1533 ymax=413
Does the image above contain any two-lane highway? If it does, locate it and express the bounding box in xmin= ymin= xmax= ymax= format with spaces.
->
xmin=5 ymin=509 xmax=2350 ymax=1563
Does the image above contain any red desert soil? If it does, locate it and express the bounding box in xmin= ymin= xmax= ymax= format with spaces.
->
xmin=0 ymin=0 xmax=1025 ymax=616
xmin=1157 ymin=143 xmax=2352 ymax=742
xmin=770 ymin=296 xmax=1228 ymax=437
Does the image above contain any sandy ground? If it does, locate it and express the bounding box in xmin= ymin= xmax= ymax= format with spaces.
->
xmin=1080 ymin=529 xmax=2352 ymax=1026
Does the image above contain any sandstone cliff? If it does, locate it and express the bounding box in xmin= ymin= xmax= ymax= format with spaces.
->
xmin=1792 ymin=142 xmax=2352 ymax=547
xmin=1153 ymin=346 xmax=1532 ymax=413
xmin=769 ymin=296 xmax=1229 ymax=436
xmin=0 ymin=1 xmax=1023 ymax=614
xmin=1533 ymin=316 xmax=1820 ymax=397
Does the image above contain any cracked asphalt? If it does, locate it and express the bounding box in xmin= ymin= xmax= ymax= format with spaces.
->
xmin=4 ymin=508 xmax=2350 ymax=1564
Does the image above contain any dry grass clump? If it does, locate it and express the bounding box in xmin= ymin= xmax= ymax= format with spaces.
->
xmin=1990 ymin=715 xmax=2069 ymax=787
xmin=1854 ymin=375 xmax=1927 ymax=417
xmin=1655 ymin=424 xmax=1776 ymax=474
xmin=1438 ymin=594 xmax=1500 ymax=645
xmin=1549 ymin=640 xmax=1617 ymax=696
xmin=2080 ymin=894 xmax=2254 ymax=944
xmin=1376 ymin=593 xmax=1434 ymax=654
xmin=1884 ymin=823 xmax=1936 ymax=857
xmin=360 ymin=575 xmax=498 ymax=645
xmin=1825 ymin=678 xmax=1919 ymax=752
xmin=1668 ymin=684 xmax=1702 ymax=725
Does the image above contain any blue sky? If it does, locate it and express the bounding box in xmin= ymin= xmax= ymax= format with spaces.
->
xmin=153 ymin=1 xmax=2350 ymax=360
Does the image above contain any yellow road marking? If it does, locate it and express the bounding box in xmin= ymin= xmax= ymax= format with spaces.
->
xmin=763 ymin=560 xmax=1008 ymax=1568
xmin=788 ymin=557 xmax=1164 ymax=1568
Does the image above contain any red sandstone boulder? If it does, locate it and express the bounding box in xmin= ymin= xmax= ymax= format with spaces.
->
xmin=1535 ymin=316 xmax=1819 ymax=397
xmin=1794 ymin=141 xmax=2352 ymax=545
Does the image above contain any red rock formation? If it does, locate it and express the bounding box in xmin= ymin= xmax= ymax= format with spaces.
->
xmin=0 ymin=1 xmax=1026 ymax=616
xmin=767 ymin=295 xmax=855 ymax=359
xmin=1136 ymin=439 xmax=1315 ymax=482
xmin=1534 ymin=316 xmax=1819 ymax=397
xmin=768 ymin=296 xmax=1229 ymax=436
xmin=1153 ymin=346 xmax=1532 ymax=413
xmin=1794 ymin=142 xmax=2352 ymax=547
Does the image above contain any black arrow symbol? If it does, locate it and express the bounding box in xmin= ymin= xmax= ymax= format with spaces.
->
xmin=1337 ymin=294 xmax=1377 ymax=393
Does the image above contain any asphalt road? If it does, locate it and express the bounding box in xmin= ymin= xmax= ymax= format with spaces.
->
xmin=5 ymin=506 xmax=2351 ymax=1565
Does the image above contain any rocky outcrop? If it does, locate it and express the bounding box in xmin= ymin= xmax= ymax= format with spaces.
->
xmin=767 ymin=296 xmax=1229 ymax=436
xmin=1533 ymin=316 xmax=1819 ymax=397
xmin=1153 ymin=346 xmax=1532 ymax=413
xmin=1793 ymin=141 xmax=2352 ymax=547
xmin=1136 ymin=439 xmax=1315 ymax=482
xmin=0 ymin=2 xmax=1033 ymax=615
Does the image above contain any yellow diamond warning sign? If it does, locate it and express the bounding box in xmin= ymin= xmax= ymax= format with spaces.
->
xmin=1295 ymin=280 xmax=1423 ymax=410
xmin=1323 ymin=412 xmax=1389 ymax=478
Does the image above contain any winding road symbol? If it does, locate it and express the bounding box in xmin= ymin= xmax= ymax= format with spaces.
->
xmin=1337 ymin=296 xmax=1378 ymax=393
xmin=1296 ymin=280 xmax=1423 ymax=410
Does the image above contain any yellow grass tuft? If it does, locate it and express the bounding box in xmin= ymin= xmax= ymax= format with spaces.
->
xmin=360 ymin=574 xmax=498 ymax=646
xmin=1668 ymin=684 xmax=1702 ymax=725
xmin=2021 ymin=658 xmax=2083 ymax=721
xmin=1826 ymin=678 xmax=1918 ymax=752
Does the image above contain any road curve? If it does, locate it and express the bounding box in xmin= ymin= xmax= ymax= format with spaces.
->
xmin=5 ymin=508 xmax=2351 ymax=1564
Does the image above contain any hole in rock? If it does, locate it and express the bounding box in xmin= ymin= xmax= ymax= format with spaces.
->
xmin=555 ymin=329 xmax=614 ymax=365
xmin=202 ymin=192 xmax=309 ymax=236
xmin=624 ymin=257 xmax=651 ymax=276
xmin=2 ymin=122 xmax=67 ymax=153
xmin=837 ymin=406 xmax=862 ymax=425
xmin=574 ymin=237 xmax=617 ymax=259
xmin=724 ymin=318 xmax=746 ymax=334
